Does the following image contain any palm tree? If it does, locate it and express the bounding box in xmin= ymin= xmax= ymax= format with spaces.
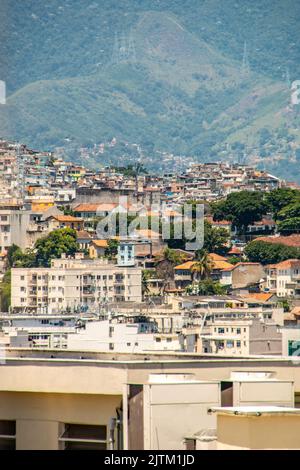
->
xmin=190 ymin=250 xmax=213 ymax=283
xmin=142 ymin=270 xmax=152 ymax=299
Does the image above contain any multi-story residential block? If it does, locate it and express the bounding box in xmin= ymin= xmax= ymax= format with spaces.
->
xmin=11 ymin=255 xmax=142 ymax=314
xmin=199 ymin=317 xmax=282 ymax=356
xmin=265 ymin=259 xmax=300 ymax=298
xmin=0 ymin=203 xmax=32 ymax=252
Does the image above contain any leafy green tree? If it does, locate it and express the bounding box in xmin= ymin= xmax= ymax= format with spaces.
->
xmin=7 ymin=244 xmax=23 ymax=268
xmin=104 ymin=239 xmax=119 ymax=260
xmin=203 ymin=220 xmax=229 ymax=254
xmin=212 ymin=191 xmax=269 ymax=235
xmin=277 ymin=299 xmax=291 ymax=313
xmin=266 ymin=188 xmax=300 ymax=218
xmin=244 ymin=240 xmax=300 ymax=265
xmin=186 ymin=278 xmax=227 ymax=295
xmin=227 ymin=256 xmax=241 ymax=265
xmin=35 ymin=228 xmax=78 ymax=267
xmin=276 ymin=202 xmax=300 ymax=221
xmin=0 ymin=270 xmax=11 ymax=312
xmin=58 ymin=205 xmax=75 ymax=216
xmin=6 ymin=244 xmax=36 ymax=268
xmin=277 ymin=217 xmax=300 ymax=235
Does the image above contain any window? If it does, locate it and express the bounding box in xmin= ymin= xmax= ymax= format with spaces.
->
xmin=167 ymin=338 xmax=172 ymax=343
xmin=236 ymin=328 xmax=241 ymax=335
xmin=59 ymin=424 xmax=107 ymax=450
xmin=155 ymin=338 xmax=161 ymax=342
xmin=109 ymin=343 xmax=114 ymax=350
xmin=127 ymin=343 xmax=131 ymax=347
xmin=218 ymin=328 xmax=225 ymax=334
xmin=0 ymin=420 xmax=16 ymax=450
xmin=236 ymin=341 xmax=241 ymax=348
xmin=226 ymin=340 xmax=234 ymax=348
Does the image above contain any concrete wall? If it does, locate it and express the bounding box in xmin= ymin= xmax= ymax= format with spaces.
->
xmin=249 ymin=320 xmax=282 ymax=355
xmin=0 ymin=391 xmax=121 ymax=450
xmin=216 ymin=414 xmax=300 ymax=449
xmin=232 ymin=264 xmax=265 ymax=289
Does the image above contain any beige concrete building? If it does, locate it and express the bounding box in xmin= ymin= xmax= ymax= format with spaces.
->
xmin=11 ymin=256 xmax=142 ymax=314
xmin=200 ymin=318 xmax=282 ymax=356
xmin=0 ymin=350 xmax=300 ymax=450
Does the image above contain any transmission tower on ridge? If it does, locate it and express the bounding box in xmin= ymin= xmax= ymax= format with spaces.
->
xmin=111 ymin=31 xmax=137 ymax=65
xmin=241 ymin=41 xmax=250 ymax=78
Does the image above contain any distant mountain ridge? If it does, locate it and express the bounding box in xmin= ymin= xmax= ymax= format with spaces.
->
xmin=0 ymin=1 xmax=299 ymax=179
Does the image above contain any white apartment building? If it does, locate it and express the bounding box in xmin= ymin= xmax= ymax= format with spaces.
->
xmin=11 ymin=255 xmax=142 ymax=314
xmin=0 ymin=205 xmax=31 ymax=253
xmin=68 ymin=316 xmax=182 ymax=353
xmin=265 ymin=259 xmax=300 ymax=298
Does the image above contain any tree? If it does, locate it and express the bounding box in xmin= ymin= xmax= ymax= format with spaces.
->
xmin=186 ymin=278 xmax=227 ymax=295
xmin=244 ymin=240 xmax=300 ymax=265
xmin=227 ymin=256 xmax=241 ymax=265
xmin=58 ymin=205 xmax=75 ymax=216
xmin=104 ymin=239 xmax=119 ymax=260
xmin=6 ymin=244 xmax=23 ymax=268
xmin=277 ymin=217 xmax=300 ymax=235
xmin=212 ymin=191 xmax=269 ymax=235
xmin=266 ymin=188 xmax=300 ymax=218
xmin=0 ymin=270 xmax=11 ymax=312
xmin=6 ymin=244 xmax=36 ymax=268
xmin=35 ymin=228 xmax=78 ymax=267
xmin=203 ymin=220 xmax=229 ymax=254
xmin=142 ymin=269 xmax=156 ymax=299
xmin=276 ymin=202 xmax=300 ymax=221
xmin=191 ymin=250 xmax=213 ymax=282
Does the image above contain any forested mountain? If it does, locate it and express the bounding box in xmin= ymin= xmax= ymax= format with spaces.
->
xmin=0 ymin=1 xmax=299 ymax=178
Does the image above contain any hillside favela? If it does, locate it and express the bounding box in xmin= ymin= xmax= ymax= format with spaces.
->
xmin=0 ymin=0 xmax=300 ymax=455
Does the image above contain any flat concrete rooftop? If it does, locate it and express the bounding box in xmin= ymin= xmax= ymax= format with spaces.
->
xmin=2 ymin=347 xmax=300 ymax=365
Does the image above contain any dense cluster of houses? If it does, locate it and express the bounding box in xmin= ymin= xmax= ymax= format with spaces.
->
xmin=1 ymin=139 xmax=300 ymax=357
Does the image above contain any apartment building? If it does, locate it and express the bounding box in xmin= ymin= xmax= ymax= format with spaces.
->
xmin=265 ymin=259 xmax=300 ymax=298
xmin=11 ymin=255 xmax=142 ymax=314
xmin=67 ymin=316 xmax=182 ymax=353
xmin=199 ymin=318 xmax=282 ymax=356
xmin=0 ymin=204 xmax=31 ymax=253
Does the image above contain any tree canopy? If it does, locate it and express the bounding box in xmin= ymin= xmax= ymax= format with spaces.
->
xmin=34 ymin=228 xmax=79 ymax=267
xmin=212 ymin=191 xmax=269 ymax=234
xmin=244 ymin=240 xmax=300 ymax=265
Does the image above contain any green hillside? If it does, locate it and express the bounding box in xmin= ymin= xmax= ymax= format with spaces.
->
xmin=0 ymin=2 xmax=299 ymax=178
